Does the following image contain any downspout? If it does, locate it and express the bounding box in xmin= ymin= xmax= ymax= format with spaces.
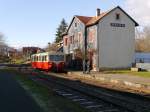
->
xmin=83 ymin=26 xmax=87 ymax=73
xmin=96 ymin=24 xmax=100 ymax=71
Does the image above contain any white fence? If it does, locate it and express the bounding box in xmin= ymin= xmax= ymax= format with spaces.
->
xmin=136 ymin=63 xmax=150 ymax=71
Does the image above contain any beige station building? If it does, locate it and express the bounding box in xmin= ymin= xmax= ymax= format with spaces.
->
xmin=63 ymin=6 xmax=139 ymax=71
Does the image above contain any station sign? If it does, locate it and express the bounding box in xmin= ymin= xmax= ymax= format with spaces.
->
xmin=110 ymin=23 xmax=125 ymax=27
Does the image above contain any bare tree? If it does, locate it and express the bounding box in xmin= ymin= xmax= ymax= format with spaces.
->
xmin=0 ymin=33 xmax=6 ymax=46
xmin=135 ymin=27 xmax=150 ymax=52
xmin=0 ymin=33 xmax=8 ymax=55
xmin=45 ymin=43 xmax=59 ymax=52
xmin=143 ymin=27 xmax=150 ymax=52
xmin=0 ymin=33 xmax=10 ymax=63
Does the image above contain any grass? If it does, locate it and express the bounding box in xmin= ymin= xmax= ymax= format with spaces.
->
xmin=2 ymin=68 xmax=89 ymax=112
xmin=15 ymin=59 xmax=24 ymax=64
xmin=103 ymin=70 xmax=150 ymax=78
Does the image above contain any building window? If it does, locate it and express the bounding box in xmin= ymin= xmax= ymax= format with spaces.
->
xmin=75 ymin=23 xmax=77 ymax=27
xmin=70 ymin=35 xmax=74 ymax=44
xmin=78 ymin=32 xmax=81 ymax=43
xmin=70 ymin=36 xmax=72 ymax=44
xmin=72 ymin=35 xmax=74 ymax=44
xmin=65 ymin=38 xmax=68 ymax=46
xmin=116 ymin=13 xmax=120 ymax=20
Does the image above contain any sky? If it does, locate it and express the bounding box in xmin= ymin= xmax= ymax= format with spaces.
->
xmin=0 ymin=0 xmax=149 ymax=49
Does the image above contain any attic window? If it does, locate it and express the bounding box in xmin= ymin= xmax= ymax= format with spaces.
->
xmin=116 ymin=13 xmax=120 ymax=20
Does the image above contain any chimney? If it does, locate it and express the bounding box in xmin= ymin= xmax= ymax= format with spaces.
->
xmin=96 ymin=8 xmax=100 ymax=17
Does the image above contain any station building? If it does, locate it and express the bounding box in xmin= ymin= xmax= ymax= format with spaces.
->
xmin=63 ymin=6 xmax=138 ymax=71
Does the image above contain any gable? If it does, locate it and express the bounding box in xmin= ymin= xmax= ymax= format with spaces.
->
xmin=67 ymin=17 xmax=86 ymax=35
xmin=86 ymin=6 xmax=138 ymax=27
xmin=114 ymin=6 xmax=138 ymax=26
xmin=65 ymin=16 xmax=92 ymax=35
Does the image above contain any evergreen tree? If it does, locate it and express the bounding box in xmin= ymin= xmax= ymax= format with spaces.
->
xmin=55 ymin=18 xmax=68 ymax=43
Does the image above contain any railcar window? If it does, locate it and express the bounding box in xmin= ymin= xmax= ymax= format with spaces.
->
xmin=43 ymin=56 xmax=45 ymax=61
xmin=39 ymin=56 xmax=42 ymax=61
xmin=37 ymin=56 xmax=38 ymax=61
xmin=42 ymin=56 xmax=44 ymax=61
xmin=49 ymin=55 xmax=64 ymax=61
xmin=49 ymin=55 xmax=54 ymax=61
xmin=34 ymin=56 xmax=36 ymax=61
xmin=45 ymin=56 xmax=47 ymax=61
xmin=44 ymin=56 xmax=46 ymax=61
xmin=40 ymin=56 xmax=42 ymax=61
xmin=41 ymin=56 xmax=42 ymax=61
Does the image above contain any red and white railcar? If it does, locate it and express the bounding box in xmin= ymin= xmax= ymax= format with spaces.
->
xmin=31 ymin=52 xmax=65 ymax=72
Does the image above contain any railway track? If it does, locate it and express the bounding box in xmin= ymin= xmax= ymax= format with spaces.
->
xmin=26 ymin=70 xmax=141 ymax=112
xmin=33 ymin=72 xmax=150 ymax=112
xmin=31 ymin=75 xmax=130 ymax=112
xmin=9 ymin=66 xmax=150 ymax=112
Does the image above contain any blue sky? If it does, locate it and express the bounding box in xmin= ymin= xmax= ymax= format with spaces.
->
xmin=0 ymin=0 xmax=125 ymax=48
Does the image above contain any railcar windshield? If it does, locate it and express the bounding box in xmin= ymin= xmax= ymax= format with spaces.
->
xmin=49 ymin=55 xmax=64 ymax=61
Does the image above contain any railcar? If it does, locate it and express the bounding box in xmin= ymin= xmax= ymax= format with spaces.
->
xmin=31 ymin=52 xmax=65 ymax=72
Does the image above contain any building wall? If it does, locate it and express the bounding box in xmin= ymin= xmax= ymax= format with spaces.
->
xmin=87 ymin=25 xmax=97 ymax=51
xmin=63 ymin=17 xmax=85 ymax=55
xmin=87 ymin=25 xmax=98 ymax=70
xmin=63 ymin=17 xmax=85 ymax=70
xmin=98 ymin=8 xmax=135 ymax=68
xmin=63 ymin=35 xmax=69 ymax=54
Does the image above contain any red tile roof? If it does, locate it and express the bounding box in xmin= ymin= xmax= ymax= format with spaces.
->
xmin=86 ymin=12 xmax=108 ymax=26
xmin=76 ymin=16 xmax=92 ymax=24
xmin=75 ymin=11 xmax=110 ymax=27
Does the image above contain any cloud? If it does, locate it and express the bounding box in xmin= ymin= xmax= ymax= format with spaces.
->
xmin=124 ymin=0 xmax=150 ymax=26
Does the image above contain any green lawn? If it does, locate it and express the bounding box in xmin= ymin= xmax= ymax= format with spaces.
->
xmin=11 ymin=70 xmax=89 ymax=112
xmin=103 ymin=70 xmax=150 ymax=78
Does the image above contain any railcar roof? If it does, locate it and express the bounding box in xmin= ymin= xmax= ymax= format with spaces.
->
xmin=31 ymin=52 xmax=64 ymax=56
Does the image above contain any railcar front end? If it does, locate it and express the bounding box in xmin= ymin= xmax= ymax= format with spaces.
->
xmin=31 ymin=52 xmax=65 ymax=72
